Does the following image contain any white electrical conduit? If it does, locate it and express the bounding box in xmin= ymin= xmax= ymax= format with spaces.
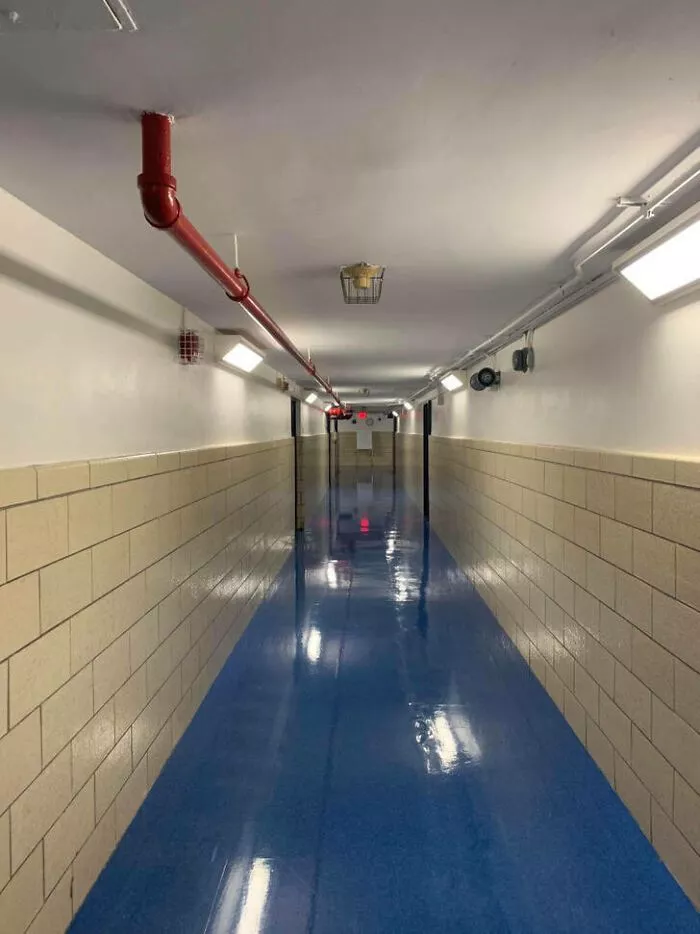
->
xmin=412 ymin=161 xmax=700 ymax=403
xmin=577 ymin=165 xmax=700 ymax=270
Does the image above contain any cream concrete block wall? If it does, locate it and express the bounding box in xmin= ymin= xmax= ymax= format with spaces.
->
xmin=338 ymin=431 xmax=394 ymax=470
xmin=0 ymin=440 xmax=294 ymax=934
xmin=337 ymin=432 xmax=362 ymax=468
xmin=430 ymin=436 xmax=700 ymax=907
xmin=368 ymin=432 xmax=394 ymax=469
xmin=396 ymin=433 xmax=422 ymax=507
xmin=296 ymin=434 xmax=329 ymax=528
xmin=296 ymin=405 xmax=329 ymax=527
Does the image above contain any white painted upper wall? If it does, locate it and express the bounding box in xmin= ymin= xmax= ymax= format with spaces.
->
xmin=7 ymin=173 xmax=700 ymax=467
xmin=337 ymin=417 xmax=394 ymax=433
xmin=300 ymin=403 xmax=327 ymax=436
xmin=401 ymin=407 xmax=423 ymax=436
xmin=430 ymin=279 xmax=700 ymax=457
xmin=0 ymin=187 xmax=290 ymax=467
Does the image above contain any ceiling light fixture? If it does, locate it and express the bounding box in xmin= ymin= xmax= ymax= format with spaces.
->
xmin=616 ymin=213 xmax=700 ymax=301
xmin=440 ymin=372 xmax=464 ymax=392
xmin=403 ymin=401 xmax=414 ymax=411
xmin=305 ymin=392 xmax=318 ymax=405
xmin=222 ymin=341 xmax=264 ymax=373
xmin=391 ymin=410 xmax=399 ymax=418
xmin=340 ymin=263 xmax=385 ymax=304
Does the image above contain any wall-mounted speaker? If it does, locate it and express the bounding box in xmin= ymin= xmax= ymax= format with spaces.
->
xmin=470 ymin=367 xmax=501 ymax=391
xmin=512 ymin=347 xmax=535 ymax=373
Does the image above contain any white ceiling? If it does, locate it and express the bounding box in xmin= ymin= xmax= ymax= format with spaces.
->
xmin=0 ymin=0 xmax=699 ymax=402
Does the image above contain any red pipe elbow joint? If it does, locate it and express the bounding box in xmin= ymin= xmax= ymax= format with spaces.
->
xmin=137 ymin=113 xmax=181 ymax=229
xmin=136 ymin=112 xmax=342 ymax=405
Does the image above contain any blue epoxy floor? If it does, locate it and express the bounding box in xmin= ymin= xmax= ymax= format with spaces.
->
xmin=70 ymin=474 xmax=700 ymax=933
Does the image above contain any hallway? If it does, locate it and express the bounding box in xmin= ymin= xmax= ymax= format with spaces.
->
xmin=68 ymin=475 xmax=699 ymax=934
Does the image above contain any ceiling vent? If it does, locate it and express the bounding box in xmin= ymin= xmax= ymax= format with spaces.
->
xmin=0 ymin=1 xmax=138 ymax=32
xmin=340 ymin=263 xmax=385 ymax=305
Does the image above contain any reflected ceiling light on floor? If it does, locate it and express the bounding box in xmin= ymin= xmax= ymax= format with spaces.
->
xmin=325 ymin=561 xmax=338 ymax=590
xmin=615 ymin=212 xmax=700 ymax=301
xmin=415 ymin=708 xmax=482 ymax=776
xmin=305 ymin=627 xmax=322 ymax=663
xmin=305 ymin=392 xmax=318 ymax=405
xmin=235 ymin=859 xmax=272 ymax=934
xmin=403 ymin=401 xmax=414 ymax=411
xmin=432 ymin=711 xmax=459 ymax=771
xmin=440 ymin=372 xmax=464 ymax=392
xmin=451 ymin=710 xmax=482 ymax=763
xmin=222 ymin=342 xmax=264 ymax=373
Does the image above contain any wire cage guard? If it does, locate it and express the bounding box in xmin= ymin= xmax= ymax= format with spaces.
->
xmin=340 ymin=263 xmax=385 ymax=304
xmin=178 ymin=328 xmax=203 ymax=365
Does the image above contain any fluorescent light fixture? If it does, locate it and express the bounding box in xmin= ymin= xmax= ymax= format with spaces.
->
xmin=222 ymin=342 xmax=263 ymax=373
xmin=440 ymin=372 xmax=463 ymax=392
xmin=617 ymin=215 xmax=700 ymax=301
xmin=305 ymin=392 xmax=318 ymax=404
xmin=403 ymin=401 xmax=413 ymax=411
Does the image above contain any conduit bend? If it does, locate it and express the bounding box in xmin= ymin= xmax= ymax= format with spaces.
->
xmin=137 ymin=112 xmax=341 ymax=405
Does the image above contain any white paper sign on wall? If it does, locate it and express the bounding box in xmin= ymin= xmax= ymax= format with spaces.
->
xmin=356 ymin=429 xmax=373 ymax=450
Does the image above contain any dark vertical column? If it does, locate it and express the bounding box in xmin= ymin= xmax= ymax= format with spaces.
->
xmin=392 ymin=415 xmax=398 ymax=496
xmin=423 ymin=401 xmax=432 ymax=521
xmin=327 ymin=413 xmax=332 ymax=490
xmin=327 ymin=418 xmax=333 ymax=542
xmin=334 ymin=417 xmax=340 ymax=483
xmin=291 ymin=398 xmax=302 ymax=531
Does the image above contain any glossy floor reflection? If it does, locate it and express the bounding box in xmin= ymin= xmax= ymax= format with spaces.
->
xmin=69 ymin=473 xmax=700 ymax=933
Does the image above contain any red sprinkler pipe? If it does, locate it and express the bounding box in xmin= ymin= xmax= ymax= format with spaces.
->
xmin=137 ymin=112 xmax=341 ymax=405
